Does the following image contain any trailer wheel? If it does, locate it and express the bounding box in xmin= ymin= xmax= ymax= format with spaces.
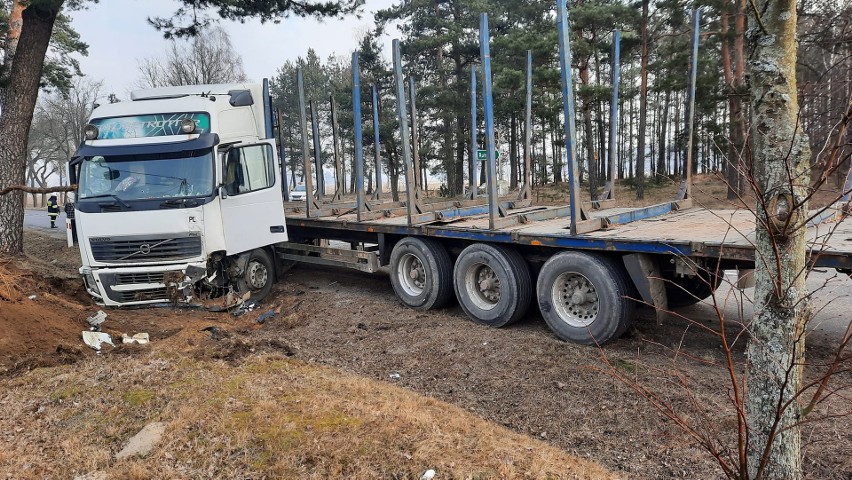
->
xmin=665 ymin=269 xmax=720 ymax=308
xmin=239 ymin=248 xmax=275 ymax=302
xmin=389 ymin=237 xmax=453 ymax=310
xmin=537 ymin=251 xmax=634 ymax=345
xmin=453 ymin=243 xmax=531 ymax=327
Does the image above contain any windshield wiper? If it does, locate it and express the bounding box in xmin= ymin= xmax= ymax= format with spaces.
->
xmin=160 ymin=198 xmax=200 ymax=209
xmin=82 ymin=194 xmax=131 ymax=209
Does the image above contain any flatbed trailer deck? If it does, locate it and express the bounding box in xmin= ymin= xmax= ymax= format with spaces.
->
xmin=284 ymin=203 xmax=852 ymax=271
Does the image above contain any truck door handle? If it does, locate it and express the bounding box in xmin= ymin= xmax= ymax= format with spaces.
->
xmin=270 ymin=225 xmax=286 ymax=233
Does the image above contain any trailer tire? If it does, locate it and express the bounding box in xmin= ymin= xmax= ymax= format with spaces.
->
xmin=239 ymin=248 xmax=275 ymax=302
xmin=453 ymin=243 xmax=532 ymax=328
xmin=389 ymin=237 xmax=453 ymax=310
xmin=537 ymin=251 xmax=633 ymax=345
xmin=665 ymin=269 xmax=720 ymax=308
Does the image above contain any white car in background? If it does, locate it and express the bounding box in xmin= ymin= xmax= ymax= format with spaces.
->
xmin=290 ymin=184 xmax=308 ymax=202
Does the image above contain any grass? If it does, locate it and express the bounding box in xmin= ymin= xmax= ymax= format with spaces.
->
xmin=0 ymin=354 xmax=619 ymax=479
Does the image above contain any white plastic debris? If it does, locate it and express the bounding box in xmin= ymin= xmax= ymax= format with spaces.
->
xmin=389 ymin=373 xmax=401 ymax=380
xmin=86 ymin=310 xmax=107 ymax=328
xmin=420 ymin=469 xmax=436 ymax=480
xmin=27 ymin=294 xmax=37 ymax=300
xmin=121 ymin=333 xmax=150 ymax=345
xmin=82 ymin=331 xmax=114 ymax=351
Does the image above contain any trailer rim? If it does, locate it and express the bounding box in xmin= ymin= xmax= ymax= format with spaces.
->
xmin=397 ymin=253 xmax=427 ymax=297
xmin=551 ymin=272 xmax=599 ymax=327
xmin=463 ymin=262 xmax=501 ymax=311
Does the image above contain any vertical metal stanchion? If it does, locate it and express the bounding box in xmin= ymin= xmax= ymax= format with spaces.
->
xmin=470 ymin=65 xmax=478 ymax=200
xmin=520 ymin=50 xmax=532 ymax=201
xmin=331 ymin=96 xmax=344 ymax=201
xmin=297 ymin=68 xmax=319 ymax=216
xmin=352 ymin=53 xmax=365 ymax=221
xmin=480 ymin=13 xmax=499 ymax=230
xmin=309 ymin=100 xmax=325 ymax=200
xmin=409 ymin=77 xmax=423 ymax=195
xmin=604 ymin=30 xmax=621 ymax=201
xmin=678 ymin=9 xmax=700 ymax=201
xmin=392 ymin=39 xmax=420 ymax=225
xmin=372 ymin=85 xmax=383 ymax=200
xmin=556 ymin=0 xmax=581 ymax=234
xmin=262 ymin=78 xmax=273 ymax=139
xmin=276 ymin=108 xmax=290 ymax=201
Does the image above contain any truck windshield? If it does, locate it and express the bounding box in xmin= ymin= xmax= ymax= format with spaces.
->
xmin=78 ymin=149 xmax=214 ymax=201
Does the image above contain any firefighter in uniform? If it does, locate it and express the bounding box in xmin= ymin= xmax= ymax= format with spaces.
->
xmin=46 ymin=195 xmax=60 ymax=228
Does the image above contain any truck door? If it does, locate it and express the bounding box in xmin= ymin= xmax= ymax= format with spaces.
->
xmin=220 ymin=140 xmax=288 ymax=254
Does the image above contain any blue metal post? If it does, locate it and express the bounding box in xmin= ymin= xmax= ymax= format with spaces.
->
xmin=276 ymin=108 xmax=290 ymax=201
xmin=309 ymin=100 xmax=324 ymax=200
xmin=372 ymin=85 xmax=383 ymax=200
xmin=392 ymin=39 xmax=419 ymax=224
xmin=606 ymin=30 xmax=621 ymax=200
xmin=262 ymin=78 xmax=273 ymax=139
xmin=470 ymin=65 xmax=477 ymax=200
xmin=556 ymin=0 xmax=581 ymax=234
xmin=480 ymin=14 xmax=499 ymax=230
xmin=678 ymin=9 xmax=700 ymax=200
xmin=521 ymin=50 xmax=532 ymax=200
xmin=352 ymin=53 xmax=365 ymax=221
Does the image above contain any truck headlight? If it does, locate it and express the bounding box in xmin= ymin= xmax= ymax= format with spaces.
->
xmin=180 ymin=118 xmax=196 ymax=134
xmin=83 ymin=124 xmax=99 ymax=140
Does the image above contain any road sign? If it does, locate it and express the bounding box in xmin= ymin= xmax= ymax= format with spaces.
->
xmin=476 ymin=149 xmax=500 ymax=160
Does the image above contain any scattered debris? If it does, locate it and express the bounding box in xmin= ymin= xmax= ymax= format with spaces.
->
xmin=256 ymin=310 xmax=276 ymax=324
xmin=27 ymin=294 xmax=37 ymax=300
xmin=356 ymin=322 xmax=368 ymax=330
xmin=121 ymin=333 xmax=150 ymax=345
xmin=86 ymin=310 xmax=107 ymax=330
xmin=389 ymin=372 xmax=401 ymax=380
xmin=288 ymin=300 xmax=303 ymax=314
xmin=81 ymin=331 xmax=114 ymax=351
xmin=232 ymin=301 xmax=259 ymax=317
xmin=420 ymin=469 xmax=436 ymax=480
xmin=200 ymin=326 xmax=228 ymax=341
xmin=115 ymin=422 xmax=166 ymax=459
xmin=73 ymin=472 xmax=108 ymax=480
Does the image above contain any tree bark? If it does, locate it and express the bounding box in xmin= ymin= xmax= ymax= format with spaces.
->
xmin=745 ymin=0 xmax=810 ymax=476
xmin=0 ymin=1 xmax=63 ymax=255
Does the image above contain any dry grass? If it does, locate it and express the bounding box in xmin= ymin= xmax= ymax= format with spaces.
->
xmin=0 ymin=354 xmax=618 ymax=479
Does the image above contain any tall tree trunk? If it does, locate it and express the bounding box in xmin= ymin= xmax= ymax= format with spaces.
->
xmin=580 ymin=65 xmax=597 ymax=199
xmin=636 ymin=0 xmax=649 ymax=199
xmin=745 ymin=0 xmax=810 ymax=476
xmin=657 ymin=90 xmax=670 ymax=182
xmin=0 ymin=2 xmax=62 ymax=255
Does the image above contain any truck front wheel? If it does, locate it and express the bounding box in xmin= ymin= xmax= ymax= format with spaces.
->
xmin=389 ymin=237 xmax=453 ymax=310
xmin=239 ymin=248 xmax=275 ymax=302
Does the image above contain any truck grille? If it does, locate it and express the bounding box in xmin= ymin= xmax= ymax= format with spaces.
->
xmin=115 ymin=272 xmax=166 ymax=285
xmin=112 ymin=288 xmax=171 ymax=303
xmin=90 ymin=236 xmax=202 ymax=263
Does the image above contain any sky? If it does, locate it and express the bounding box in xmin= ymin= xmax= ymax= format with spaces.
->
xmin=70 ymin=0 xmax=398 ymax=101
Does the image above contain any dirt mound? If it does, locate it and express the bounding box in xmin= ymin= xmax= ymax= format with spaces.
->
xmin=0 ymin=261 xmax=92 ymax=370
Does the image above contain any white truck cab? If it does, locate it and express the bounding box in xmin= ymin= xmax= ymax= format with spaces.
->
xmin=71 ymin=82 xmax=288 ymax=306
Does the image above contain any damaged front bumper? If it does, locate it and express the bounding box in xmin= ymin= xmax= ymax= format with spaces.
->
xmin=80 ymin=262 xmax=208 ymax=307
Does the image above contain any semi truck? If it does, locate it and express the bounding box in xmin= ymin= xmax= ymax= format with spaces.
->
xmin=70 ymin=12 xmax=852 ymax=346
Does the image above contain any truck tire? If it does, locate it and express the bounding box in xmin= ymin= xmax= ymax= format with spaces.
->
xmin=389 ymin=237 xmax=453 ymax=310
xmin=453 ymin=243 xmax=531 ymax=328
xmin=665 ymin=269 xmax=720 ymax=308
xmin=537 ymin=251 xmax=634 ymax=345
xmin=239 ymin=248 xmax=275 ymax=302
